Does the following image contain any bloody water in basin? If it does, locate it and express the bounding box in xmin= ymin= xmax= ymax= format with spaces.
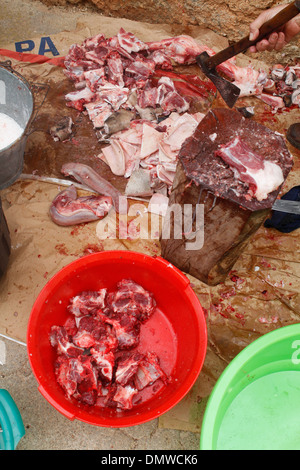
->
xmin=132 ymin=307 xmax=178 ymax=406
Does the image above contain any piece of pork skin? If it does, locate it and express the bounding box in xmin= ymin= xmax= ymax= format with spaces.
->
xmin=50 ymin=184 xmax=113 ymax=226
xmin=61 ymin=162 xmax=127 ymax=214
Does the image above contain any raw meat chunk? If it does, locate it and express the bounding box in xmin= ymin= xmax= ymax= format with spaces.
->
xmin=115 ymin=352 xmax=144 ymax=385
xmin=54 ymin=355 xmax=98 ymax=405
xmin=49 ymin=325 xmax=83 ymax=357
xmin=112 ymin=384 xmax=138 ymax=410
xmin=90 ymin=346 xmax=116 ymax=381
xmin=101 ymin=312 xmax=141 ymax=350
xmin=215 ymin=136 xmax=284 ymax=201
xmin=117 ymin=28 xmax=149 ymax=54
xmin=134 ymin=352 xmax=167 ymax=390
xmin=72 ymin=315 xmax=107 ymax=348
xmin=106 ymin=279 xmax=156 ymax=322
xmin=68 ymin=288 xmax=107 ymax=316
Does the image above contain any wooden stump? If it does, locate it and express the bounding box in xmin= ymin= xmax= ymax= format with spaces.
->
xmin=160 ymin=160 xmax=270 ymax=285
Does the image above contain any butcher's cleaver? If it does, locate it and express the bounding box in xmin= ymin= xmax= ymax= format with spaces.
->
xmin=272 ymin=199 xmax=300 ymax=215
xmin=196 ymin=0 xmax=300 ymax=108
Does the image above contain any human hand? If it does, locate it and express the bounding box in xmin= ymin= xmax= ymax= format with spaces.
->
xmin=248 ymin=4 xmax=300 ymax=52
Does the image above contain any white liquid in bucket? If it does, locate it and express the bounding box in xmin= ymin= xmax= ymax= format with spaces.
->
xmin=217 ymin=370 xmax=300 ymax=450
xmin=0 ymin=113 xmax=24 ymax=150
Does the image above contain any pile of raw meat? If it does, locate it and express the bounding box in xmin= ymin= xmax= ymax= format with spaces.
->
xmin=62 ymin=29 xmax=271 ymax=193
xmin=64 ymin=29 xmax=195 ymax=125
xmin=262 ymin=63 xmax=300 ymax=108
xmin=62 ymin=29 xmax=299 ymax=205
xmin=49 ymin=279 xmax=168 ymax=410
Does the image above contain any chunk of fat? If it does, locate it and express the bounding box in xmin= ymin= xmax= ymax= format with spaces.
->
xmin=125 ymin=168 xmax=153 ymax=197
xmin=158 ymin=140 xmax=177 ymax=163
xmin=247 ymin=160 xmax=284 ymax=201
xmin=192 ymin=112 xmax=205 ymax=123
xmin=100 ymin=140 xmax=126 ymax=176
xmin=156 ymin=164 xmax=175 ymax=186
xmin=65 ymin=86 xmax=94 ymax=102
xmin=119 ymin=140 xmax=140 ymax=178
xmin=111 ymin=127 xmax=142 ymax=146
xmin=159 ymin=112 xmax=180 ymax=129
xmin=164 ymin=112 xmax=199 ymax=150
xmin=139 ymin=122 xmax=162 ymax=159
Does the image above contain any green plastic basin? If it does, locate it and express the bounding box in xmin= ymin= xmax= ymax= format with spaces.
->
xmin=200 ymin=324 xmax=300 ymax=450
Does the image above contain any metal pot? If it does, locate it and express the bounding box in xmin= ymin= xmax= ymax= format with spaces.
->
xmin=0 ymin=196 xmax=11 ymax=278
xmin=0 ymin=61 xmax=34 ymax=189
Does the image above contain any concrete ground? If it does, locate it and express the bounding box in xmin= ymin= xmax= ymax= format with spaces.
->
xmin=0 ymin=0 xmax=200 ymax=450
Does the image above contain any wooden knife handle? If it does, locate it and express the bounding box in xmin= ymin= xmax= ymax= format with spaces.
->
xmin=208 ymin=0 xmax=300 ymax=68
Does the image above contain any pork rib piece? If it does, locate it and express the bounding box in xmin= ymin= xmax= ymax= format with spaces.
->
xmin=49 ymin=184 xmax=113 ymax=226
xmin=99 ymin=311 xmax=141 ymax=350
xmin=90 ymin=345 xmax=116 ymax=381
xmin=117 ymin=27 xmax=149 ymax=54
xmin=134 ymin=352 xmax=167 ymax=391
xmin=72 ymin=315 xmax=107 ymax=349
xmin=215 ymin=136 xmax=284 ymax=201
xmin=115 ymin=351 xmax=144 ymax=386
xmin=103 ymin=383 xmax=138 ymax=410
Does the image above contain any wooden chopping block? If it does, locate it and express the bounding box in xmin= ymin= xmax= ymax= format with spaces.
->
xmin=160 ymin=108 xmax=293 ymax=286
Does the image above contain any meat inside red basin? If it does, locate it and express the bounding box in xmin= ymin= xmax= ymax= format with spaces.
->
xmin=27 ymin=251 xmax=207 ymax=427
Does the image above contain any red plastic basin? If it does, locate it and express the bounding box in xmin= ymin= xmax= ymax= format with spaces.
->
xmin=27 ymin=251 xmax=207 ymax=427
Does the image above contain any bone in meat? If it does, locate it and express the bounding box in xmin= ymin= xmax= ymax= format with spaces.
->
xmin=61 ymin=162 xmax=127 ymax=213
xmin=215 ymin=136 xmax=284 ymax=201
xmin=117 ymin=27 xmax=149 ymax=54
xmin=257 ymin=93 xmax=285 ymax=109
xmin=49 ymin=184 xmax=113 ymax=226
